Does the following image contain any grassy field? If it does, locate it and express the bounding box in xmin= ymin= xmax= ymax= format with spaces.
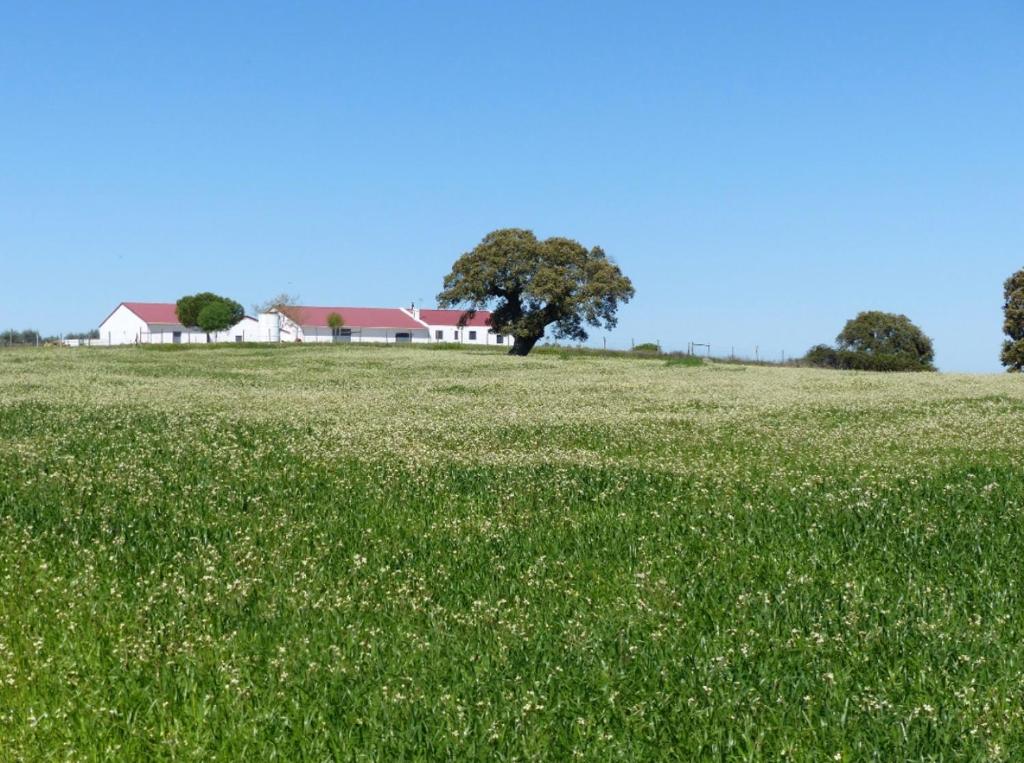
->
xmin=2 ymin=345 xmax=1023 ymax=760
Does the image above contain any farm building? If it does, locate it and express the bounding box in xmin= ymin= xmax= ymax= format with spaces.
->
xmin=258 ymin=305 xmax=511 ymax=345
xmin=406 ymin=308 xmax=509 ymax=346
xmin=262 ymin=306 xmax=430 ymax=343
xmin=97 ymin=302 xmax=259 ymax=345
xmin=92 ymin=302 xmax=513 ymax=345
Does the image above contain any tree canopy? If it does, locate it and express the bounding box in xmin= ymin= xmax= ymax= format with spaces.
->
xmin=804 ymin=311 xmax=935 ymax=372
xmin=1001 ymin=267 xmax=1024 ymax=372
xmin=836 ymin=311 xmax=934 ymax=365
xmin=253 ymin=292 xmax=301 ymax=315
xmin=437 ymin=228 xmax=634 ymax=356
xmin=176 ymin=292 xmax=244 ymax=341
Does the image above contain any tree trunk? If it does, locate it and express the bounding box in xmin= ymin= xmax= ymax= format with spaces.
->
xmin=508 ymin=335 xmax=541 ymax=356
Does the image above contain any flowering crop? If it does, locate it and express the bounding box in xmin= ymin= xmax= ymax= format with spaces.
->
xmin=1 ymin=345 xmax=1023 ymax=760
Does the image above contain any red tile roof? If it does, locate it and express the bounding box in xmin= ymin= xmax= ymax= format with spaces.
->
xmin=111 ymin=302 xmax=257 ymax=327
xmin=121 ymin=302 xmax=182 ymax=324
xmin=416 ymin=309 xmax=493 ymax=327
xmin=108 ymin=302 xmax=480 ymax=330
xmin=282 ymin=306 xmax=425 ymax=330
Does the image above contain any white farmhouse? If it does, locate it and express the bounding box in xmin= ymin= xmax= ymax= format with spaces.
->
xmin=93 ymin=301 xmax=514 ymax=346
xmin=260 ymin=306 xmax=430 ymax=343
xmin=97 ymin=302 xmax=259 ymax=345
xmin=405 ymin=308 xmax=509 ymax=346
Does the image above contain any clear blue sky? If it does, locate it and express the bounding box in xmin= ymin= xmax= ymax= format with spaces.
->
xmin=2 ymin=2 xmax=1021 ymax=370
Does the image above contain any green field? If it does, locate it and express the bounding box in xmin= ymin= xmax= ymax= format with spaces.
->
xmin=2 ymin=345 xmax=1023 ymax=760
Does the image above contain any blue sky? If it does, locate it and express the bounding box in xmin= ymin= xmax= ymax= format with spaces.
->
xmin=1 ymin=2 xmax=1021 ymax=370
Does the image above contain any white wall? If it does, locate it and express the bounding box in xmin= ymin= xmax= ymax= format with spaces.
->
xmin=97 ymin=305 xmax=149 ymax=345
xmin=259 ymin=311 xmax=427 ymax=343
xmin=95 ymin=306 xmax=261 ymax=345
xmin=398 ymin=307 xmax=511 ymax=345
xmin=425 ymin=326 xmax=510 ymax=346
xmin=221 ymin=317 xmax=260 ymax=343
xmin=295 ymin=325 xmax=431 ymax=343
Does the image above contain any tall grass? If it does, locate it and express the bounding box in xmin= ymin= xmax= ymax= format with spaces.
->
xmin=1 ymin=346 xmax=1023 ymax=759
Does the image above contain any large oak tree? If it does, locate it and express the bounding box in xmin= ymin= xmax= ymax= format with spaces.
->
xmin=804 ymin=311 xmax=936 ymax=372
xmin=836 ymin=310 xmax=935 ymax=365
xmin=437 ymin=229 xmax=634 ymax=356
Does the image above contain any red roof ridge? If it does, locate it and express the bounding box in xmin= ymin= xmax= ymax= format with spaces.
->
xmin=414 ymin=308 xmax=493 ymax=327
xmin=100 ymin=301 xmax=182 ymax=326
xmin=277 ymin=305 xmax=425 ymax=329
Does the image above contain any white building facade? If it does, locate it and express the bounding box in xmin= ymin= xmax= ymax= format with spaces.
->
xmin=91 ymin=302 xmax=513 ymax=346
xmin=404 ymin=308 xmax=509 ymax=346
xmin=96 ymin=303 xmax=259 ymax=345
xmin=263 ymin=306 xmax=431 ymax=343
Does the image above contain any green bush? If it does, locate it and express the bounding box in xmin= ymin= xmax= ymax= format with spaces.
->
xmin=803 ymin=344 xmax=934 ymax=372
xmin=632 ymin=342 xmax=660 ymax=353
xmin=664 ymin=355 xmax=703 ymax=368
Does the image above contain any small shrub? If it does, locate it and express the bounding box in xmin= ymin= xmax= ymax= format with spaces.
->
xmin=802 ymin=345 xmax=934 ymax=372
xmin=665 ymin=355 xmax=703 ymax=368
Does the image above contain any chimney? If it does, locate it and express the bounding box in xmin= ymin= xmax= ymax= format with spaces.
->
xmin=410 ymin=301 xmax=420 ymax=320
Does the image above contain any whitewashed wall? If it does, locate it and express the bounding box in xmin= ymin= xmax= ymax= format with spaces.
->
xmin=295 ymin=326 xmax=431 ymax=343
xmin=96 ymin=306 xmax=261 ymax=345
xmin=423 ymin=326 xmax=510 ymax=346
xmin=96 ymin=305 xmax=149 ymax=345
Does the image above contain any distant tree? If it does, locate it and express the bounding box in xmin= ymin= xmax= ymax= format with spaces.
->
xmin=804 ymin=311 xmax=935 ymax=372
xmin=196 ymin=301 xmax=240 ymax=339
xmin=1001 ymin=267 xmax=1024 ymax=372
xmin=836 ymin=311 xmax=934 ymax=368
xmin=437 ymin=228 xmax=635 ymax=356
xmin=253 ymin=292 xmax=301 ymax=315
xmin=327 ymin=312 xmax=345 ymax=331
xmin=64 ymin=329 xmax=100 ymax=340
xmin=253 ymin=292 xmax=304 ymax=328
xmin=176 ymin=292 xmax=244 ymax=343
xmin=2 ymin=329 xmax=42 ymax=346
xmin=802 ymin=344 xmax=930 ymax=372
xmin=803 ymin=344 xmax=839 ymax=368
xmin=632 ymin=342 xmax=660 ymax=353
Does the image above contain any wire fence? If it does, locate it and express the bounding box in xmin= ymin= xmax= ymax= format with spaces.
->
xmin=620 ymin=338 xmax=798 ymax=365
xmin=5 ymin=327 xmax=801 ymax=364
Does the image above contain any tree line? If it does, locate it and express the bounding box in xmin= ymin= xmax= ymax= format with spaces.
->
xmin=3 ymin=328 xmax=98 ymax=345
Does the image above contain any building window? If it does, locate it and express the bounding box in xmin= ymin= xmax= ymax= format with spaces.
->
xmin=395 ymin=332 xmax=412 ymax=343
xmin=435 ymin=330 xmax=443 ymax=341
xmin=453 ymin=331 xmax=460 ymax=341
xmin=332 ymin=327 xmax=352 ymax=343
xmin=468 ymin=330 xmax=477 ymax=341
xmin=496 ymin=335 xmax=504 ymax=344
xmin=235 ymin=335 xmax=243 ymax=343
xmin=172 ymin=332 xmax=182 ymax=344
